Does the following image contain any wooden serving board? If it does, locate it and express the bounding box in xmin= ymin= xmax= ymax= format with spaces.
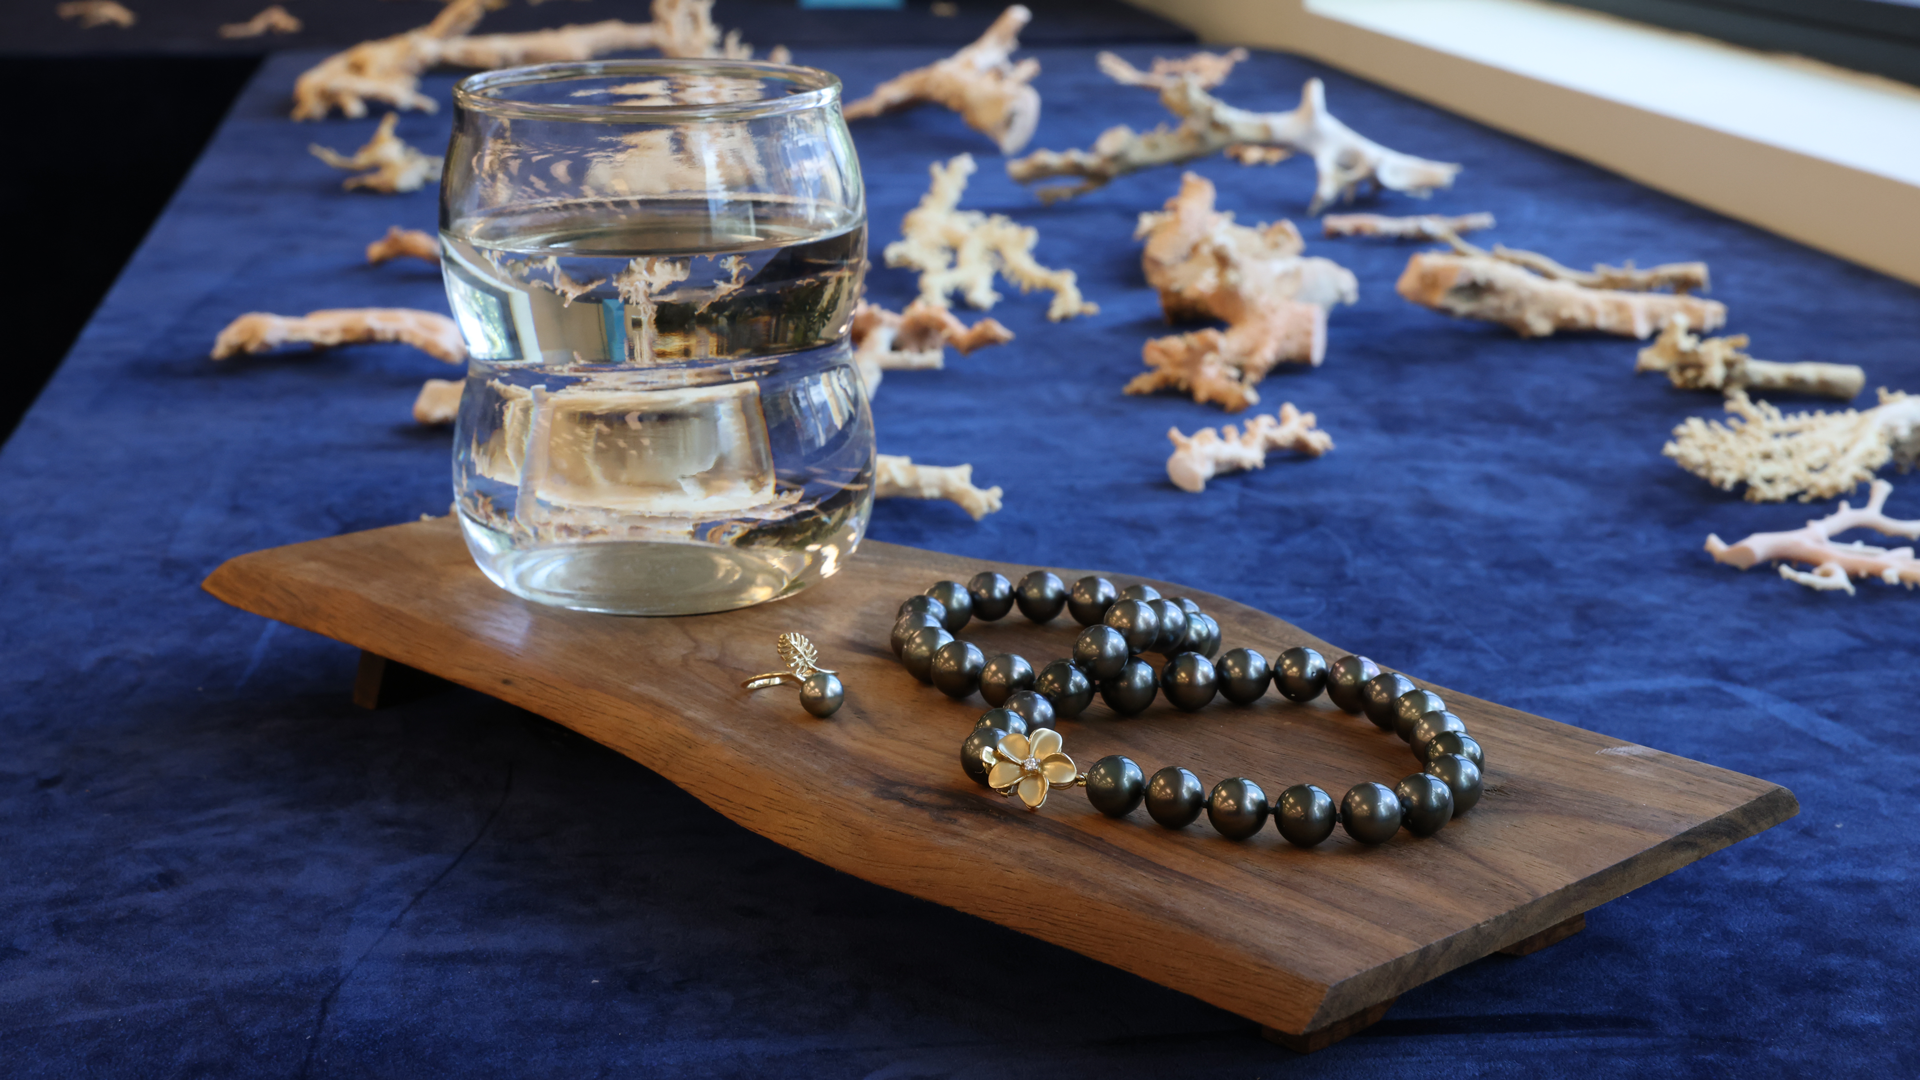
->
xmin=204 ymin=520 xmax=1796 ymax=1050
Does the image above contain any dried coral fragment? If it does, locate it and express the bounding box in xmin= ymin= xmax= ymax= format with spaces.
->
xmin=1128 ymin=173 xmax=1354 ymax=410
xmin=884 ymin=154 xmax=1097 ymax=322
xmin=1166 ymin=403 xmax=1333 ymax=493
xmin=290 ymin=0 xmax=490 ymax=120
xmin=1096 ymin=48 xmax=1247 ymax=91
xmin=1396 ymin=252 xmax=1724 ymax=338
xmin=1322 ymin=212 xmax=1494 ymax=240
xmin=1665 ymin=388 xmax=1920 ymax=502
xmin=874 ymin=454 xmax=1003 ymax=520
xmin=843 ymin=5 xmax=1041 ymax=154
xmin=850 ymin=300 xmax=1013 ymax=396
xmin=1706 ymin=480 xmax=1920 ymax=594
xmin=1449 ymin=235 xmax=1709 ymax=294
xmin=57 ymin=1 xmax=134 ymax=29
xmin=367 ymin=226 xmax=440 ymax=266
xmin=1009 ymin=77 xmax=1460 ymax=212
xmin=310 ymin=113 xmax=444 ymax=194
xmin=211 ymin=309 xmax=467 ymax=364
xmin=1636 ymin=317 xmax=1863 ymax=400
xmin=219 ymin=5 xmax=300 ymax=38
xmin=414 ymin=378 xmax=466 ymax=425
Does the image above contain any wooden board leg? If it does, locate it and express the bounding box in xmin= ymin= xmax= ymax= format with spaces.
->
xmin=1260 ymin=997 xmax=1396 ymax=1054
xmin=351 ymin=650 xmax=447 ymax=710
xmin=1497 ymin=912 xmax=1587 ymax=956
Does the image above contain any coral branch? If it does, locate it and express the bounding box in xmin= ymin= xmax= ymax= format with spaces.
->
xmin=874 ymin=454 xmax=1003 ymax=519
xmin=1705 ymin=480 xmax=1920 ymax=594
xmin=414 ymin=378 xmax=465 ymax=425
xmin=850 ymin=300 xmax=1013 ymax=396
xmin=843 ymin=5 xmax=1041 ymax=154
xmin=1395 ymin=252 xmax=1724 ymax=338
xmin=57 ymin=2 xmax=134 ymax=29
xmin=1166 ymin=403 xmax=1333 ymax=492
xmin=1008 ymin=77 xmax=1460 ymax=212
xmin=367 ymin=226 xmax=441 ymax=265
xmin=884 ymin=154 xmax=1097 ymax=321
xmin=310 ymin=113 xmax=443 ymax=193
xmin=1322 ymin=212 xmax=1494 ymax=240
xmin=1665 ymin=388 xmax=1920 ymax=502
xmin=211 ymin=309 xmax=467 ymax=364
xmin=1128 ymin=173 xmax=1355 ymax=410
xmin=1449 ymin=234 xmax=1709 ymax=294
xmin=1636 ymin=317 xmax=1863 ymax=400
xmin=219 ymin=5 xmax=300 ymax=38
xmin=1096 ymin=48 xmax=1247 ymax=91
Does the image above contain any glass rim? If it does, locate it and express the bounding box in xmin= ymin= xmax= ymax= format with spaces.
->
xmin=453 ymin=59 xmax=843 ymax=123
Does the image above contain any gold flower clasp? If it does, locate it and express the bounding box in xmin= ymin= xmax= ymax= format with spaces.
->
xmin=981 ymin=728 xmax=1081 ymax=811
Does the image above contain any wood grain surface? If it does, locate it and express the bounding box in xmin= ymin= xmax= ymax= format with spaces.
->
xmin=204 ymin=519 xmax=1797 ymax=1039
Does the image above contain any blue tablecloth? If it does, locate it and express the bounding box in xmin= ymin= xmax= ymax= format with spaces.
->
xmin=3 ymin=35 xmax=1917 ymax=1078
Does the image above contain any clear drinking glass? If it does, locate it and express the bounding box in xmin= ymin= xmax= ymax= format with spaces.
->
xmin=440 ymin=61 xmax=873 ymax=615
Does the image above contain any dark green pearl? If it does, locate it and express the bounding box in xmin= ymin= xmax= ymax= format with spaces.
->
xmin=1426 ymin=754 xmax=1483 ymax=815
xmin=897 ymin=595 xmax=946 ymax=624
xmin=1068 ymin=576 xmax=1118 ymax=626
xmin=1034 ymin=659 xmax=1093 ymax=717
xmin=924 ymin=580 xmax=972 ymax=632
xmin=960 ymin=727 xmax=1003 ymax=786
xmin=1085 ymin=755 xmax=1146 ymax=817
xmin=1207 ymin=778 xmax=1270 ymax=840
xmin=1001 ymin=690 xmax=1056 ymax=731
xmin=1099 ymin=657 xmax=1157 ymax=716
xmin=1215 ymin=648 xmax=1271 ymax=704
xmin=1274 ymin=647 xmax=1327 ymax=703
xmin=890 ymin=611 xmax=943 ymax=657
xmin=1145 ymin=767 xmax=1206 ymax=828
xmin=1393 ymin=689 xmax=1446 ymax=741
xmin=1073 ymin=624 xmax=1130 ymax=681
xmin=1274 ymin=783 xmax=1336 ymax=847
xmin=967 ymin=571 xmax=1015 ymax=621
xmin=974 ymin=708 xmax=1028 ymax=735
xmin=900 ymin=625 xmax=953 ymax=683
xmin=799 ymin=673 xmax=844 ymax=718
xmin=1341 ymin=782 xmax=1403 ymax=845
xmin=1015 ymin=571 xmax=1067 ymax=622
xmin=1102 ymin=598 xmax=1159 ymax=653
xmin=1361 ymin=672 xmax=1416 ymax=731
xmin=929 ymin=639 xmax=986 ymax=699
xmin=1160 ymin=653 xmax=1218 ymax=711
xmin=1394 ymin=773 xmax=1454 ymax=836
xmin=979 ymin=653 xmax=1034 ymax=707
xmin=1425 ymin=731 xmax=1483 ymax=769
xmin=1325 ymin=655 xmax=1380 ymax=713
xmin=1147 ymin=599 xmax=1188 ymax=654
xmin=1410 ymin=711 xmax=1467 ymax=761
xmin=1119 ymin=584 xmax=1161 ymax=602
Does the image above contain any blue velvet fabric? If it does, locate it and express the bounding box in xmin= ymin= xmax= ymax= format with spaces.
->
xmin=4 ymin=39 xmax=1919 ymax=1078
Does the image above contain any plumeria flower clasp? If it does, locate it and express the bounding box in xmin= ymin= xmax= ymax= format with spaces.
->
xmin=980 ymin=728 xmax=1082 ymax=811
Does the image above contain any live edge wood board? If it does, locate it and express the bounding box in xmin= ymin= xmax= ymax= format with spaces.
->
xmin=205 ymin=519 xmax=1796 ymax=1047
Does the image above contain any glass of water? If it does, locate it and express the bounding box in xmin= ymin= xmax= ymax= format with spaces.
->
xmin=441 ymin=61 xmax=873 ymax=615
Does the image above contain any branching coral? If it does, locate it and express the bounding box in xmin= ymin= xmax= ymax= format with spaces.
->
xmin=290 ymin=0 xmax=772 ymax=121
xmin=884 ymin=154 xmax=1097 ymax=322
xmin=367 ymin=226 xmax=441 ymax=265
xmin=1396 ymin=252 xmax=1724 ymax=338
xmin=1127 ymin=173 xmax=1356 ymax=410
xmin=1096 ymin=48 xmax=1247 ymax=91
xmin=219 ymin=5 xmax=300 ymax=39
xmin=310 ymin=113 xmax=444 ymax=193
xmin=1706 ymin=480 xmax=1920 ymax=594
xmin=1008 ymin=76 xmax=1460 ymax=211
xmin=843 ymin=5 xmax=1041 ymax=154
xmin=1448 ymin=234 xmax=1708 ymax=294
xmin=57 ymin=2 xmax=134 ymax=29
xmin=414 ymin=378 xmax=466 ymax=425
xmin=1322 ymin=212 xmax=1494 ymax=240
xmin=1636 ymin=317 xmax=1863 ymax=400
xmin=850 ymin=299 xmax=1013 ymax=396
xmin=874 ymin=454 xmax=1003 ymax=519
xmin=1665 ymin=388 xmax=1920 ymax=502
xmin=1166 ymin=403 xmax=1333 ymax=493
xmin=212 ymin=309 xmax=467 ymax=364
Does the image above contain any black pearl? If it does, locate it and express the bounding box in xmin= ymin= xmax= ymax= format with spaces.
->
xmin=1426 ymin=731 xmax=1484 ymax=769
xmin=1171 ymin=596 xmax=1202 ymax=617
xmin=1394 ymin=773 xmax=1454 ymax=836
xmin=799 ymin=672 xmax=844 ymax=718
xmin=1120 ymin=583 xmax=1161 ymax=602
xmin=1099 ymin=657 xmax=1157 ymax=716
xmin=924 ymin=581 xmax=972 ymax=632
xmin=979 ymin=653 xmax=1034 ymax=707
xmin=974 ymin=708 xmax=1028 ymax=735
xmin=900 ymin=626 xmax=953 ymax=683
xmin=1207 ymin=777 xmax=1270 ymax=840
xmin=1160 ymin=653 xmax=1218 ymax=711
xmin=1147 ymin=599 xmax=1188 ymax=654
xmin=1068 ymin=576 xmax=1119 ymax=626
xmin=1085 ymin=755 xmax=1145 ymax=817
xmin=1341 ymin=782 xmax=1403 ymax=845
xmin=1274 ymin=647 xmax=1328 ymax=703
xmin=1145 ymin=766 xmax=1206 ymax=828
xmin=1409 ymin=711 xmax=1467 ymax=761
xmin=1102 ymin=599 xmax=1159 ymax=653
xmin=1361 ymin=672 xmax=1416 ymax=731
xmin=1426 ymin=754 xmax=1483 ymax=815
xmin=930 ymin=639 xmax=986 ymax=699
xmin=1215 ymin=648 xmax=1271 ymax=704
xmin=890 ymin=611 xmax=943 ymax=657
xmin=1015 ymin=571 xmax=1067 ymax=622
xmin=1392 ymin=689 xmax=1446 ymax=741
xmin=1033 ymin=659 xmax=1093 ymax=718
xmin=897 ymin=595 xmax=947 ymax=624
xmin=960 ymin=726 xmax=1003 ymax=786
xmin=1190 ymin=614 xmax=1221 ymax=659
xmin=1001 ymin=690 xmax=1056 ymax=731
xmin=1274 ymin=783 xmax=1336 ymax=847
xmin=1072 ymin=625 xmax=1130 ymax=681
xmin=966 ymin=571 xmax=1014 ymax=621
xmin=1325 ymin=655 xmax=1380 ymax=713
